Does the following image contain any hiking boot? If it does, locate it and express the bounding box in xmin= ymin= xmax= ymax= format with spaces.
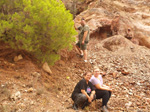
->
xmin=84 ymin=60 xmax=87 ymax=62
xmin=106 ymin=105 xmax=112 ymax=110
xmin=80 ymin=54 xmax=83 ymax=58
xmin=81 ymin=101 xmax=90 ymax=109
xmin=72 ymin=103 xmax=78 ymax=110
xmin=101 ymin=106 xmax=109 ymax=112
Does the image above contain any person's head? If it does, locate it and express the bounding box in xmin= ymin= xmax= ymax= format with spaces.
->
xmin=128 ymin=28 xmax=131 ymax=32
xmin=83 ymin=72 xmax=92 ymax=81
xmin=93 ymin=67 xmax=100 ymax=77
xmin=81 ymin=18 xmax=86 ymax=26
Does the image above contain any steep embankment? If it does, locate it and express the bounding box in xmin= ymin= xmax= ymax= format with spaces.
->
xmin=74 ymin=0 xmax=150 ymax=47
xmin=0 ymin=0 xmax=150 ymax=112
xmin=0 ymin=41 xmax=72 ymax=112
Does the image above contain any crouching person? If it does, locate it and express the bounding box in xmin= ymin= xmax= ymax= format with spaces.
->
xmin=90 ymin=67 xmax=112 ymax=112
xmin=71 ymin=72 xmax=96 ymax=110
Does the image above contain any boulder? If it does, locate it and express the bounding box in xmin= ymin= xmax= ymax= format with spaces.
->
xmin=101 ymin=35 xmax=135 ymax=51
xmin=42 ymin=62 xmax=52 ymax=74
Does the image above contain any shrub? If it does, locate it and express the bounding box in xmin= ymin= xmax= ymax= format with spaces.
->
xmin=0 ymin=0 xmax=77 ymax=65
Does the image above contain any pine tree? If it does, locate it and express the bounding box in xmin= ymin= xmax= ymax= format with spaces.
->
xmin=0 ymin=0 xmax=77 ymax=65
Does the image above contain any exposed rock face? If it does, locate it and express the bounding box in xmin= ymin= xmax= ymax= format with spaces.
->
xmin=74 ymin=8 xmax=132 ymax=39
xmin=101 ymin=35 xmax=134 ymax=51
xmin=62 ymin=0 xmax=96 ymax=17
xmin=74 ymin=0 xmax=150 ymax=48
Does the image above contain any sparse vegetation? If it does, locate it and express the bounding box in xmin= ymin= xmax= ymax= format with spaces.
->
xmin=0 ymin=0 xmax=77 ymax=65
xmin=0 ymin=0 xmax=150 ymax=111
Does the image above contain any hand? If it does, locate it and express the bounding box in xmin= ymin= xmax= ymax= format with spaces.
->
xmin=108 ymin=88 xmax=113 ymax=92
xmin=103 ymin=85 xmax=110 ymax=89
xmin=82 ymin=41 xmax=84 ymax=44
xmin=88 ymin=97 xmax=92 ymax=103
xmin=103 ymin=85 xmax=109 ymax=88
xmin=104 ymin=86 xmax=112 ymax=91
xmin=90 ymin=95 xmax=94 ymax=100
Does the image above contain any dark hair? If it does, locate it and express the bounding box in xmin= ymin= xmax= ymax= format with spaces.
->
xmin=81 ymin=17 xmax=85 ymax=21
xmin=83 ymin=72 xmax=91 ymax=77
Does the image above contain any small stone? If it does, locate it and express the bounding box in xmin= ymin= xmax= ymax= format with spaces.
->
xmin=125 ymin=101 xmax=132 ymax=108
xmin=121 ymin=70 xmax=129 ymax=75
xmin=136 ymin=110 xmax=143 ymax=112
xmin=140 ymin=92 xmax=145 ymax=97
xmin=30 ymin=101 xmax=34 ymax=105
xmin=31 ymin=72 xmax=41 ymax=77
xmin=27 ymin=88 xmax=34 ymax=93
xmin=112 ymin=72 xmax=117 ymax=78
xmin=22 ymin=85 xmax=26 ymax=88
xmin=137 ymin=82 xmax=141 ymax=86
xmin=14 ymin=54 xmax=23 ymax=62
xmin=11 ymin=91 xmax=21 ymax=101
xmin=20 ymin=103 xmax=26 ymax=108
xmin=136 ymin=102 xmax=141 ymax=106
xmin=128 ymin=92 xmax=133 ymax=95
xmin=1 ymin=84 xmax=5 ymax=87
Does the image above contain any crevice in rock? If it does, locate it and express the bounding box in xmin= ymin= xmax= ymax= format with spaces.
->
xmin=90 ymin=25 xmax=112 ymax=40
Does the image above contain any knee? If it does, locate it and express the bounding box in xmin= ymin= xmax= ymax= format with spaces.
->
xmin=80 ymin=94 xmax=87 ymax=101
xmin=103 ymin=90 xmax=109 ymax=96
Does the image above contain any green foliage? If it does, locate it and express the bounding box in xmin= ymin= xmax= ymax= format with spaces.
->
xmin=0 ymin=0 xmax=77 ymax=65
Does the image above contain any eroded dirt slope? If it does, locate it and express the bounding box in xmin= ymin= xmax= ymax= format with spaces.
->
xmin=1 ymin=0 xmax=150 ymax=112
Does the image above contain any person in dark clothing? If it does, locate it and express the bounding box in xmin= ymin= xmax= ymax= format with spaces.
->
xmin=71 ymin=72 xmax=96 ymax=110
xmin=90 ymin=67 xmax=112 ymax=112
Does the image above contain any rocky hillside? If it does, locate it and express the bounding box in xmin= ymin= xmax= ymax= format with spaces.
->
xmin=88 ymin=36 xmax=150 ymax=111
xmin=0 ymin=0 xmax=150 ymax=112
xmin=74 ymin=0 xmax=150 ymax=47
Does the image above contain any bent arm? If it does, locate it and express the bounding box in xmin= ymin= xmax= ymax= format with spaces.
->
xmin=95 ymin=83 xmax=111 ymax=91
xmin=81 ymin=89 xmax=94 ymax=103
xmin=74 ymin=24 xmax=78 ymax=30
xmin=81 ymin=89 xmax=90 ymax=99
xmin=90 ymin=90 xmax=95 ymax=100
xmin=82 ymin=31 xmax=88 ymax=42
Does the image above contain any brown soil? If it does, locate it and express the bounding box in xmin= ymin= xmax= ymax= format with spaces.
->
xmin=1 ymin=0 xmax=150 ymax=111
xmin=0 ymin=35 xmax=150 ymax=112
